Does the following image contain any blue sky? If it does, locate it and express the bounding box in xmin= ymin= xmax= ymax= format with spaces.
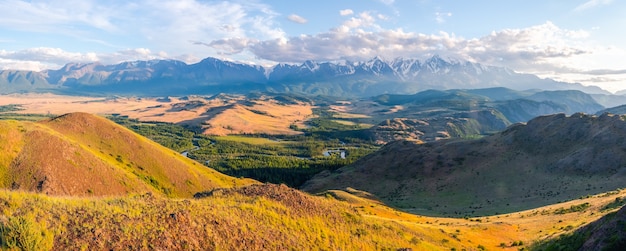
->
xmin=0 ymin=0 xmax=625 ymax=92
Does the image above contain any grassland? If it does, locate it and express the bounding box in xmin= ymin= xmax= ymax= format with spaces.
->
xmin=0 ymin=184 xmax=625 ymax=250
xmin=2 ymin=99 xmax=625 ymax=249
xmin=0 ymin=185 xmax=426 ymax=250
xmin=0 ymin=93 xmax=313 ymax=137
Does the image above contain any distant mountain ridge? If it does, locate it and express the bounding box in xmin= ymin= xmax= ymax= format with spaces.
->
xmin=0 ymin=55 xmax=609 ymax=97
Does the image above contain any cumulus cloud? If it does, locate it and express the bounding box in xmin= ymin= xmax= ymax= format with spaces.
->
xmin=339 ymin=9 xmax=354 ymax=16
xmin=287 ymin=14 xmax=307 ymax=24
xmin=338 ymin=12 xmax=379 ymax=32
xmin=464 ymin=22 xmax=591 ymax=69
xmin=0 ymin=48 xmax=98 ymax=66
xmin=243 ymin=21 xmax=592 ymax=69
xmin=240 ymin=19 xmax=626 ymax=91
xmin=0 ymin=58 xmax=51 ymax=71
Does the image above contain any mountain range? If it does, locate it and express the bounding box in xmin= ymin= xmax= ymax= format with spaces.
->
xmin=0 ymin=55 xmax=610 ymax=97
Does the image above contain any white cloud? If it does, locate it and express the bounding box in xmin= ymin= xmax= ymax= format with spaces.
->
xmin=0 ymin=0 xmax=285 ymax=58
xmin=0 ymin=47 xmax=167 ymax=71
xmin=0 ymin=58 xmax=50 ymax=71
xmin=242 ymin=20 xmax=621 ymax=88
xmin=340 ymin=9 xmax=354 ymax=16
xmin=574 ymin=0 xmax=614 ymax=12
xmin=340 ymin=12 xmax=379 ymax=31
xmin=287 ymin=14 xmax=307 ymax=24
xmin=0 ymin=48 xmax=98 ymax=66
xmin=435 ymin=12 xmax=452 ymax=24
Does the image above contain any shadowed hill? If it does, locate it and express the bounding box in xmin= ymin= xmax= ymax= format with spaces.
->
xmin=366 ymin=109 xmax=510 ymax=143
xmin=303 ymin=113 xmax=626 ymax=216
xmin=0 ymin=112 xmax=254 ymax=197
xmin=533 ymin=204 xmax=626 ymax=250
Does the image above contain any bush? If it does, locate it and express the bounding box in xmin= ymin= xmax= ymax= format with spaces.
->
xmin=0 ymin=215 xmax=54 ymax=251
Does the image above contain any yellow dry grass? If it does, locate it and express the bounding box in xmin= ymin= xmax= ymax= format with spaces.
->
xmin=331 ymin=119 xmax=374 ymax=128
xmin=0 ymin=113 xmax=257 ymax=198
xmin=0 ymin=93 xmax=314 ymax=136
xmin=202 ymin=100 xmax=312 ymax=135
xmin=327 ymin=187 xmax=626 ymax=250
xmin=0 ymin=93 xmax=164 ymax=117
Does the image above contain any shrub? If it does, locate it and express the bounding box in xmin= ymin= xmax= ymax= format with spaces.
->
xmin=0 ymin=215 xmax=54 ymax=251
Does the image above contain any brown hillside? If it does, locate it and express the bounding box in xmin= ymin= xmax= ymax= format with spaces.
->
xmin=303 ymin=113 xmax=626 ymax=216
xmin=0 ymin=112 xmax=255 ymax=197
xmin=199 ymin=99 xmax=312 ymax=136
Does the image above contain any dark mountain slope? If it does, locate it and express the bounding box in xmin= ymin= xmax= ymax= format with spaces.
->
xmin=302 ymin=113 xmax=626 ymax=216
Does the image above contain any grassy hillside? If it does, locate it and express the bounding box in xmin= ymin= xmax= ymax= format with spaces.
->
xmin=0 ymin=112 xmax=254 ymax=197
xmin=0 ymin=184 xmax=426 ymax=250
xmin=3 ymin=112 xmax=626 ymax=250
xmin=0 ymin=183 xmax=625 ymax=250
xmin=532 ymin=200 xmax=626 ymax=250
xmin=303 ymin=113 xmax=626 ymax=216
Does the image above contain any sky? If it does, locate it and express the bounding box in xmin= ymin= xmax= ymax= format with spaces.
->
xmin=0 ymin=0 xmax=625 ymax=92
